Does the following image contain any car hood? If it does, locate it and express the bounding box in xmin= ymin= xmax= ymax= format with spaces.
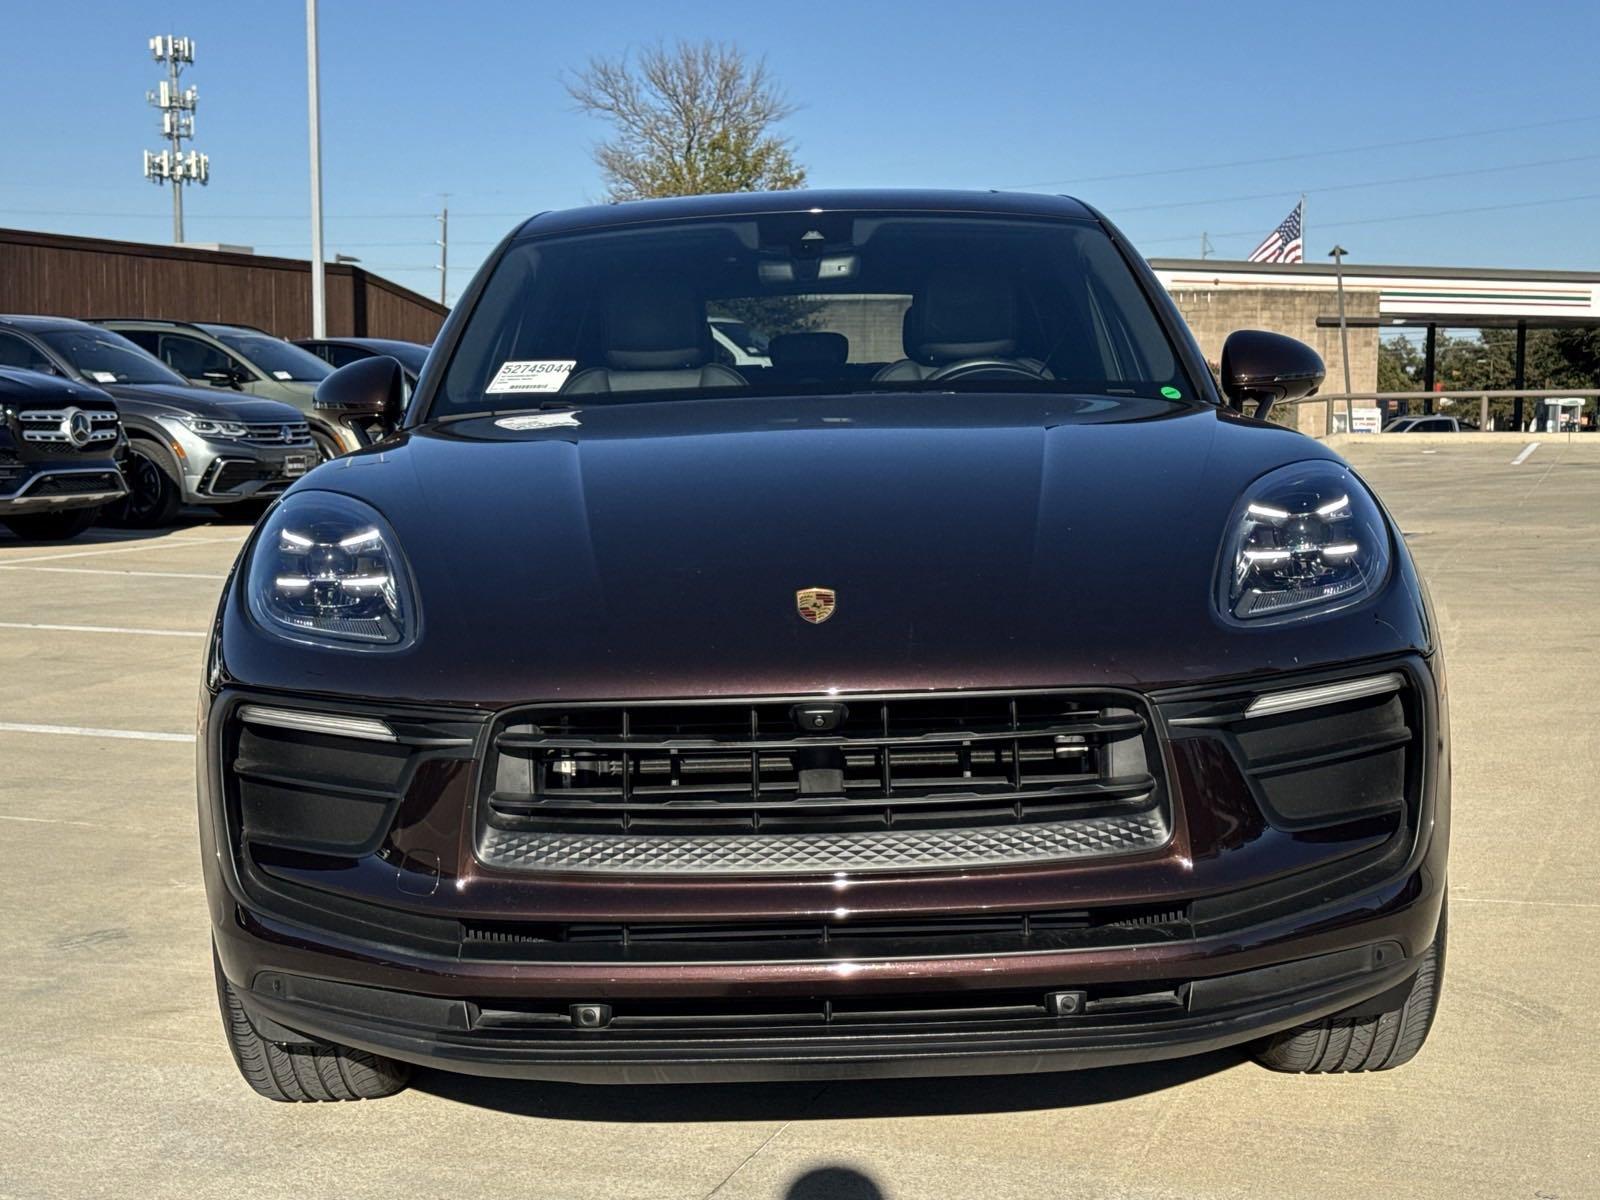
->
xmin=99 ymin=382 xmax=305 ymax=423
xmin=222 ymin=393 xmax=1430 ymax=705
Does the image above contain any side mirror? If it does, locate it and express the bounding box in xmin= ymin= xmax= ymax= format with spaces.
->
xmin=202 ymin=368 xmax=245 ymax=389
xmin=314 ymin=355 xmax=405 ymax=442
xmin=1219 ymin=330 xmax=1325 ymax=420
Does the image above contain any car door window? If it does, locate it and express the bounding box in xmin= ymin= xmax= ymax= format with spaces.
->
xmin=324 ymin=344 xmax=367 ymax=368
xmin=0 ymin=332 xmax=57 ymax=374
xmin=158 ymin=334 xmax=234 ymax=379
xmin=116 ymin=329 xmax=162 ymax=356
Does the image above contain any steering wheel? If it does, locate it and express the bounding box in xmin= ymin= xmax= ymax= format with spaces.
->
xmin=924 ymin=359 xmax=1047 ymax=383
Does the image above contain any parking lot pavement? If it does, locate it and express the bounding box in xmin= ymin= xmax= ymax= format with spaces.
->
xmin=2 ymin=443 xmax=1598 ymax=1200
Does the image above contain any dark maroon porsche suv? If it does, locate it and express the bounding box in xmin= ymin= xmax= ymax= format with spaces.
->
xmin=200 ymin=190 xmax=1448 ymax=1101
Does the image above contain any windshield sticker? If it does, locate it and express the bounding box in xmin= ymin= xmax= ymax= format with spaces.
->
xmin=494 ymin=411 xmax=582 ymax=431
xmin=273 ymin=370 xmax=294 ymax=381
xmin=1160 ymin=386 xmax=1183 ymax=400
xmin=486 ymin=359 xmax=576 ymax=395
xmin=89 ymin=370 xmax=118 ymax=383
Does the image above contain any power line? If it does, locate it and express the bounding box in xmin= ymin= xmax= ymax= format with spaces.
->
xmin=1111 ymin=153 xmax=1600 ymax=215
xmin=1005 ymin=113 xmax=1600 ymax=190
xmin=0 ymin=208 xmax=432 ymax=221
xmin=1137 ymin=191 xmax=1600 ymax=246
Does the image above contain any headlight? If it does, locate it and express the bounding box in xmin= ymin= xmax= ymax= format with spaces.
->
xmin=246 ymin=492 xmax=418 ymax=649
xmin=181 ymin=416 xmax=249 ymax=439
xmin=1219 ymin=461 xmax=1391 ymax=623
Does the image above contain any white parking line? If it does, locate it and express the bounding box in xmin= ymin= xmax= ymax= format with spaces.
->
xmin=0 ymin=534 xmax=242 ymax=566
xmin=0 ymin=721 xmax=194 ymax=743
xmin=0 ymin=621 xmax=204 ymax=638
xmin=1510 ymin=442 xmax=1541 ymax=465
xmin=0 ymin=565 xmax=227 ymax=581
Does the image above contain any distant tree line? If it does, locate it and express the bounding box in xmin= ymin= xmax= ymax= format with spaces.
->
xmin=1378 ymin=328 xmax=1600 ymax=427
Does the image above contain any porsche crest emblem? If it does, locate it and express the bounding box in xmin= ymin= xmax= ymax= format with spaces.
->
xmin=795 ymin=587 xmax=837 ymax=625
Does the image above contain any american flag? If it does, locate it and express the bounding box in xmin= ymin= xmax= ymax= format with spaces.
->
xmin=1247 ymin=200 xmax=1304 ymax=264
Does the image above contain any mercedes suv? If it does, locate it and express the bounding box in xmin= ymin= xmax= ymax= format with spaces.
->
xmin=0 ymin=367 xmax=126 ymax=540
xmin=201 ymin=190 xmax=1448 ymax=1101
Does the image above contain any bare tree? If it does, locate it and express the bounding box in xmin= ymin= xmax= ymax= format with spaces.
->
xmin=565 ymin=41 xmax=805 ymax=201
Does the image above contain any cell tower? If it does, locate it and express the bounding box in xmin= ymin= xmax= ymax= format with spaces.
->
xmin=143 ymin=35 xmax=210 ymax=244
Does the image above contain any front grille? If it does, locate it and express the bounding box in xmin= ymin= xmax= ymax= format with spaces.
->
xmin=479 ymin=691 xmax=1169 ymax=874
xmin=17 ymin=408 xmax=119 ymax=447
xmin=240 ymin=421 xmax=313 ymax=446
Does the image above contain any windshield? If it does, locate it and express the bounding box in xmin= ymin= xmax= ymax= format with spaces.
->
xmin=208 ymin=330 xmax=332 ymax=381
xmin=433 ymin=212 xmax=1190 ymax=417
xmin=38 ymin=328 xmax=188 ymax=386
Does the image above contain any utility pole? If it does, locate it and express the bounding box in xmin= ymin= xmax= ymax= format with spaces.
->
xmin=1200 ymin=232 xmax=1213 ymax=260
xmin=436 ymin=198 xmax=450 ymax=305
xmin=305 ymin=0 xmax=326 ymax=337
xmin=143 ymin=35 xmax=208 ymax=244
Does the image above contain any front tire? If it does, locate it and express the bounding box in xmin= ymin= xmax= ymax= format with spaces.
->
xmin=213 ymin=949 xmax=410 ymax=1102
xmin=106 ymin=440 xmax=184 ymax=528
xmin=2 ymin=506 xmax=100 ymax=541
xmin=310 ymin=429 xmax=343 ymax=462
xmin=1254 ymin=896 xmax=1446 ymax=1074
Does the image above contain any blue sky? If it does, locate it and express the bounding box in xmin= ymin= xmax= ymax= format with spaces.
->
xmin=5 ymin=0 xmax=1597 ymax=303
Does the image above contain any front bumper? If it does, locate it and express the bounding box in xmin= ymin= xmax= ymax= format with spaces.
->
xmin=178 ymin=442 xmax=315 ymax=503
xmin=231 ymin=932 xmax=1427 ymax=1084
xmin=202 ymin=651 xmax=1449 ymax=1083
xmin=0 ymin=462 xmax=127 ymax=514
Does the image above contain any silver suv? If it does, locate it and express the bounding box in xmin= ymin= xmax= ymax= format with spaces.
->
xmin=96 ymin=319 xmax=363 ymax=460
xmin=0 ymin=316 xmax=316 ymax=527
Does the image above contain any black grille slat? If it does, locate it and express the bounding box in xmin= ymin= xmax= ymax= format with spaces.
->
xmin=492 ymin=714 xmax=1144 ymax=753
xmin=484 ymin=692 xmax=1161 ymax=840
xmin=486 ymin=775 xmax=1156 ymax=816
xmin=460 ymin=903 xmax=1189 ymax=950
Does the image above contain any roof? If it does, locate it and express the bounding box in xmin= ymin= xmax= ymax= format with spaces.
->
xmin=515 ymin=189 xmax=1096 ymax=239
xmin=297 ymin=337 xmax=428 ymax=353
xmin=0 ymin=313 xmax=100 ymax=333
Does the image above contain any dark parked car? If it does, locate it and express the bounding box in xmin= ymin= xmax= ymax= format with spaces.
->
xmin=95 ymin=319 xmax=363 ymax=461
xmin=0 ymin=367 xmax=127 ymax=540
xmin=0 ymin=317 xmax=316 ymax=527
xmin=294 ymin=337 xmax=429 ymax=382
xmin=202 ymin=190 xmax=1448 ymax=1101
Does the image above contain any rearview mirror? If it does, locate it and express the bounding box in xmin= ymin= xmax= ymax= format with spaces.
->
xmin=314 ymin=354 xmax=405 ymax=442
xmin=202 ymin=368 xmax=245 ymax=389
xmin=1219 ymin=330 xmax=1325 ymax=420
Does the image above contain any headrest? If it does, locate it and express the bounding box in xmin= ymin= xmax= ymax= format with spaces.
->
xmin=605 ymin=281 xmax=707 ymax=371
xmin=904 ymin=274 xmax=1018 ymax=364
xmin=767 ymin=331 xmax=848 ymax=370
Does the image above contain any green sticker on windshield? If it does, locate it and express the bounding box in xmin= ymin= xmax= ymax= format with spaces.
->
xmin=1160 ymin=386 xmax=1183 ymax=399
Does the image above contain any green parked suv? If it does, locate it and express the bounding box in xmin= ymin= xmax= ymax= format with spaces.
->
xmin=96 ymin=320 xmax=362 ymax=461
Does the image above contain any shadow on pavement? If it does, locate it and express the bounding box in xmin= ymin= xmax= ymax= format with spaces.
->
xmin=784 ymin=1165 xmax=884 ymax=1199
xmin=413 ymin=1050 xmax=1242 ymax=1122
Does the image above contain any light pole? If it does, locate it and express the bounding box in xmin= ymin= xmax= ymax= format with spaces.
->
xmin=1328 ymin=244 xmax=1353 ymax=434
xmin=436 ymin=197 xmax=450 ymax=306
xmin=305 ymin=0 xmax=326 ymax=337
xmin=1328 ymin=245 xmax=1353 ymax=395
